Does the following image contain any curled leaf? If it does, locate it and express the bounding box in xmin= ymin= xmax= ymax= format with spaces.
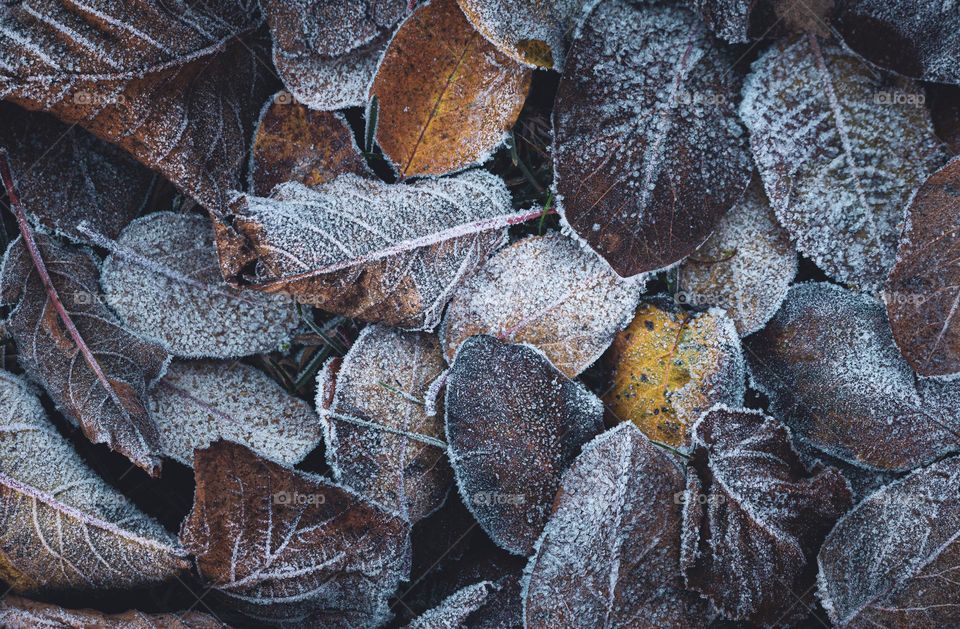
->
xmin=445 ymin=335 xmax=603 ymax=555
xmin=0 ymin=595 xmax=225 ymax=628
xmin=604 ymin=299 xmax=745 ymax=448
xmin=0 ymin=371 xmax=187 ymax=592
xmin=409 ymin=575 xmax=522 ymax=629
xmin=318 ymin=325 xmax=452 ymax=522
xmin=441 ymin=232 xmax=642 ymax=378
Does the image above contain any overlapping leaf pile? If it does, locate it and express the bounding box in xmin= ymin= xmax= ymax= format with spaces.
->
xmin=0 ymin=0 xmax=959 ymax=626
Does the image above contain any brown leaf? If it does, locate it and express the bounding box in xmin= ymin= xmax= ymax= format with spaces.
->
xmin=441 ymin=232 xmax=642 ymax=378
xmin=249 ymin=94 xmax=371 ymax=196
xmin=818 ymin=454 xmax=960 ymax=627
xmin=0 ymin=103 xmax=153 ymax=242
xmin=0 ymin=1 xmax=265 ymax=212
xmin=680 ymin=406 xmax=853 ymax=625
xmin=445 ymin=335 xmax=603 ymax=555
xmin=370 ymin=0 xmax=531 ymax=178
xmin=745 ymin=282 xmax=960 ymax=471
xmin=180 ymin=441 xmax=411 ymax=627
xmin=0 ymin=371 xmax=187 ymax=593
xmin=0 ymin=595 xmax=226 ymax=628
xmin=318 ymin=325 xmax=452 ymax=523
xmin=523 ymin=423 xmax=714 ymax=627
xmin=885 ymin=157 xmax=960 ymax=378
xmin=217 ymin=170 xmax=523 ymax=330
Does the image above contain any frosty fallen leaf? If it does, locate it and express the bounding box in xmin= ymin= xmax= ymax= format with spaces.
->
xmin=0 ymin=595 xmax=225 ymax=628
xmin=370 ymin=0 xmax=531 ymax=178
xmin=681 ymin=406 xmax=852 ymax=625
xmin=885 ymin=157 xmax=960 ymax=378
xmin=318 ymin=325 xmax=452 ymax=522
xmin=441 ymin=232 xmax=642 ymax=378
xmin=409 ymin=575 xmax=521 ymax=628
xmin=217 ymin=170 xmax=517 ymax=330
xmin=445 ymin=335 xmax=603 ymax=555
xmin=523 ymin=423 xmax=714 ymax=627
xmin=818 ymin=454 xmax=960 ymax=627
xmin=0 ymin=371 xmax=187 ymax=592
xmin=150 ymin=360 xmax=322 ymax=468
xmin=740 ymin=34 xmax=945 ymax=291
xmin=678 ymin=180 xmax=797 ymax=336
xmin=181 ymin=440 xmax=411 ymax=627
xmin=554 ymin=0 xmax=752 ymax=277
xmin=100 ymin=212 xmax=299 ymax=360
xmin=604 ymin=299 xmax=745 ymax=448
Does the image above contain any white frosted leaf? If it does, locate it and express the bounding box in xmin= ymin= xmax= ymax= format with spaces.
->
xmin=0 ymin=595 xmax=223 ymax=628
xmin=686 ymin=0 xmax=753 ymax=43
xmin=150 ymin=361 xmax=321 ymax=468
xmin=740 ymin=35 xmax=946 ymax=291
xmin=680 ymin=405 xmax=853 ymax=625
xmin=409 ymin=575 xmax=521 ymax=629
xmin=318 ymin=325 xmax=452 ymax=523
xmin=181 ymin=441 xmax=411 ymax=627
xmin=219 ymin=170 xmax=519 ymax=330
xmin=99 ymin=212 xmax=299 ymax=359
xmin=677 ymin=180 xmax=798 ymax=336
xmin=818 ymin=454 xmax=960 ymax=627
xmin=445 ymin=335 xmax=604 ymax=555
xmin=523 ymin=423 xmax=714 ymax=627
xmin=441 ymin=232 xmax=643 ymax=378
xmin=745 ymin=282 xmax=960 ymax=472
xmin=0 ymin=371 xmax=188 ymax=592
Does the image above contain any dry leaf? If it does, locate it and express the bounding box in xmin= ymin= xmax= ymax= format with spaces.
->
xmin=554 ymin=0 xmax=752 ymax=278
xmin=249 ymin=95 xmax=370 ymax=196
xmin=604 ymin=299 xmax=745 ymax=449
xmin=441 ymin=232 xmax=642 ymax=378
xmin=218 ymin=170 xmax=519 ymax=330
xmin=740 ymin=34 xmax=946 ymax=291
xmin=445 ymin=335 xmax=604 ymax=555
xmin=181 ymin=440 xmax=411 ymax=627
xmin=150 ymin=360 xmax=322 ymax=468
xmin=523 ymin=423 xmax=714 ymax=628
xmin=0 ymin=1 xmax=265 ymax=212
xmin=677 ymin=180 xmax=797 ymax=336
xmin=409 ymin=575 xmax=521 ymax=629
xmin=681 ymin=406 xmax=853 ymax=625
xmin=818 ymin=454 xmax=960 ymax=627
xmin=885 ymin=157 xmax=960 ymax=378
xmin=686 ymin=0 xmax=756 ymax=43
xmin=1 ymin=233 xmax=169 ymax=475
xmin=370 ymin=0 xmax=531 ymax=178
xmin=0 ymin=595 xmax=226 ymax=628
xmin=0 ymin=371 xmax=187 ymax=592
xmin=99 ymin=212 xmax=299 ymax=359
xmin=318 ymin=325 xmax=452 ymax=523
xmin=745 ymin=281 xmax=960 ymax=471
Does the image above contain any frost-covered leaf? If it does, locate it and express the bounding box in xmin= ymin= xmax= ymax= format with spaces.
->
xmin=818 ymin=454 xmax=960 ymax=627
xmin=180 ymin=440 xmax=411 ymax=627
xmin=885 ymin=157 xmax=960 ymax=378
xmin=409 ymin=575 xmax=521 ymax=629
xmin=834 ymin=0 xmax=960 ymax=85
xmin=523 ymin=423 xmax=714 ymax=627
xmin=218 ymin=170 xmax=520 ymax=330
xmin=441 ymin=232 xmax=642 ymax=378
xmin=249 ymin=95 xmax=370 ymax=196
xmin=0 ymin=371 xmax=187 ymax=592
xmin=686 ymin=0 xmax=755 ymax=43
xmin=318 ymin=325 xmax=452 ymax=523
xmin=445 ymin=335 xmax=603 ymax=555
xmin=0 ymin=103 xmax=152 ymax=243
xmin=680 ymin=406 xmax=853 ymax=625
xmin=0 ymin=595 xmax=225 ymax=628
xmin=740 ymin=35 xmax=946 ymax=291
xmin=554 ymin=0 xmax=752 ymax=278
xmin=263 ymin=0 xmax=406 ymax=110
xmin=604 ymin=299 xmax=745 ymax=448
xmin=99 ymin=212 xmax=299 ymax=359
xmin=745 ymin=282 xmax=960 ymax=471
xmin=457 ymin=0 xmax=595 ymax=70
xmin=151 ymin=361 xmax=321 ymax=468
xmin=677 ymin=180 xmax=797 ymax=336
xmin=1 ymin=234 xmax=169 ymax=475
xmin=0 ymin=0 xmax=265 ymax=212
xmin=688 ymin=0 xmax=835 ymax=43
xmin=371 ymin=0 xmax=531 ymax=178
